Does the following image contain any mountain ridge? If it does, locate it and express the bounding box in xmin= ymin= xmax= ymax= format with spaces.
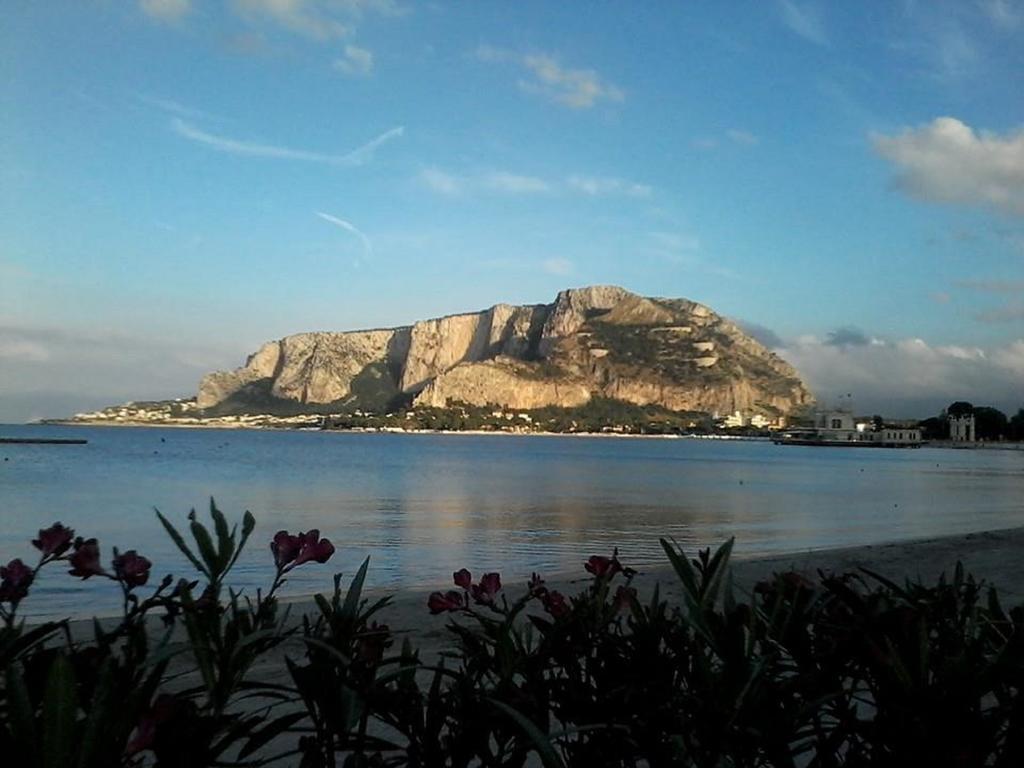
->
xmin=197 ymin=286 xmax=814 ymax=418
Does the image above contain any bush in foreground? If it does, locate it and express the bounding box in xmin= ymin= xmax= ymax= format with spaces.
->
xmin=2 ymin=504 xmax=1024 ymax=767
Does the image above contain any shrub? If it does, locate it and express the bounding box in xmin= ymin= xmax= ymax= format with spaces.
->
xmin=2 ymin=505 xmax=1023 ymax=766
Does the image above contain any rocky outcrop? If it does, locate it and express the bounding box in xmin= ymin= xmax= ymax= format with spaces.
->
xmin=197 ymin=286 xmax=814 ymax=416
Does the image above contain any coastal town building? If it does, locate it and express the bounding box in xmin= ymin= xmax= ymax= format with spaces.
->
xmin=949 ymin=414 xmax=976 ymax=442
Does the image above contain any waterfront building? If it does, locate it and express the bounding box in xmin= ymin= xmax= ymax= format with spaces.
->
xmin=949 ymin=414 xmax=976 ymax=442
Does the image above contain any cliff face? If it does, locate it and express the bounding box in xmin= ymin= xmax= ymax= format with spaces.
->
xmin=198 ymin=286 xmax=814 ymax=416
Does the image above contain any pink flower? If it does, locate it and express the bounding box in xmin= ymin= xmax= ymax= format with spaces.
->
xmin=453 ymin=568 xmax=472 ymax=589
xmin=272 ymin=529 xmax=334 ymax=571
xmin=428 ymin=590 xmax=464 ymax=614
xmin=68 ymin=538 xmax=105 ymax=579
xmin=0 ymin=559 xmax=34 ymax=603
xmin=270 ymin=531 xmax=301 ymax=569
xmin=292 ymin=530 xmax=335 ymax=567
xmin=112 ymin=550 xmax=152 ymax=588
xmin=471 ymin=572 xmax=502 ymax=606
xmin=584 ymin=555 xmax=621 ymax=579
xmin=542 ymin=590 xmax=569 ymax=618
xmin=32 ymin=522 xmax=75 ymax=558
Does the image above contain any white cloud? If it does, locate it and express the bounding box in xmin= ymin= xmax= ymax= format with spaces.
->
xmin=566 ymin=175 xmax=651 ymax=197
xmin=232 ymin=0 xmax=350 ymax=40
xmin=691 ymin=129 xmax=759 ymax=151
xmin=334 ymin=44 xmax=374 ymax=75
xmin=476 ymin=46 xmax=623 ymax=109
xmin=419 ymin=168 xmax=651 ymax=198
xmin=0 ymin=339 xmax=50 ymax=362
xmin=418 ymin=167 xmax=461 ymax=195
xmin=0 ymin=326 xmax=243 ymax=423
xmin=541 ymin=258 xmax=574 ymax=276
xmin=316 ymin=211 xmax=372 ymax=258
xmin=778 ymin=0 xmax=828 ymax=45
xmin=649 ymin=231 xmax=700 ymax=253
xmin=140 ymin=0 xmax=191 ymax=22
xmin=171 ymin=119 xmax=404 ymax=165
xmin=483 ymin=172 xmax=551 ymax=194
xmin=726 ymin=128 xmax=759 ymax=146
xmin=779 ymin=333 xmax=1024 ymax=416
xmin=873 ymin=117 xmax=1024 ymax=217
xmin=982 ymin=0 xmax=1022 ymax=28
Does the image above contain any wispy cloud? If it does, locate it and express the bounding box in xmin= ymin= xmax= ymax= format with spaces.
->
xmin=955 ymin=278 xmax=1024 ymax=293
xmin=982 ymin=0 xmax=1022 ymax=29
xmin=419 ymin=167 xmax=651 ymax=198
xmin=232 ymin=0 xmax=350 ymax=40
xmin=691 ymin=129 xmax=760 ymax=151
xmin=172 ymin=119 xmax=404 ymax=166
xmin=476 ymin=46 xmax=624 ymax=109
xmin=873 ymin=117 xmax=1024 ymax=217
xmin=139 ymin=0 xmax=192 ymax=23
xmin=418 ymin=167 xmax=461 ymax=195
xmin=316 ymin=211 xmax=372 ymax=258
xmin=778 ymin=0 xmax=828 ymax=45
xmin=566 ymin=175 xmax=651 ymax=197
xmin=541 ymin=258 xmax=574 ymax=276
xmin=139 ymin=94 xmax=219 ymax=122
xmin=334 ymin=44 xmax=374 ymax=76
xmin=974 ymin=304 xmax=1024 ymax=323
xmin=483 ymin=172 xmax=551 ymax=194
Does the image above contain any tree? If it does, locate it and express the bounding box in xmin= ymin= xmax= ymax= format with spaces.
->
xmin=1010 ymin=409 xmax=1024 ymax=441
xmin=947 ymin=401 xmax=974 ymax=417
xmin=973 ymin=406 xmax=1008 ymax=441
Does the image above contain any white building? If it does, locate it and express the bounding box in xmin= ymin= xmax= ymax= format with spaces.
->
xmin=949 ymin=414 xmax=975 ymax=442
xmin=869 ymin=427 xmax=922 ymax=446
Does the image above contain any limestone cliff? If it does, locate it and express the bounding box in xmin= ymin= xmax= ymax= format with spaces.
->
xmin=197 ymin=286 xmax=813 ymax=416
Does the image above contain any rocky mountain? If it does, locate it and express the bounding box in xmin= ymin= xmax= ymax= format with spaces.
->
xmin=197 ymin=286 xmax=813 ymax=417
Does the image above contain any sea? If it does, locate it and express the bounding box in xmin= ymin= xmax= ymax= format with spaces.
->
xmin=1 ymin=423 xmax=1023 ymax=620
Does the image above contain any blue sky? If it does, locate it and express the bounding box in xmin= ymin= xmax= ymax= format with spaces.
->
xmin=2 ymin=0 xmax=1023 ymax=421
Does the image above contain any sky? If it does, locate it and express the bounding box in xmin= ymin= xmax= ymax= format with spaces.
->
xmin=2 ymin=0 xmax=1023 ymax=422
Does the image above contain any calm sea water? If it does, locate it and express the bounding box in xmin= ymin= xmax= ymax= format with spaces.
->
xmin=2 ymin=424 xmax=1023 ymax=619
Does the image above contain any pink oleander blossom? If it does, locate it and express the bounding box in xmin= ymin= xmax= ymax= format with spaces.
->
xmin=543 ymin=590 xmax=569 ymax=618
xmin=471 ymin=572 xmax=502 ymax=606
xmin=113 ymin=550 xmax=152 ymax=588
xmin=272 ymin=529 xmax=334 ymax=571
xmin=453 ymin=568 xmax=472 ymax=589
xmin=428 ymin=590 xmax=464 ymax=614
xmin=32 ymin=522 xmax=75 ymax=558
xmin=0 ymin=559 xmax=34 ymax=603
xmin=68 ymin=538 xmax=105 ymax=579
xmin=292 ymin=530 xmax=335 ymax=567
xmin=584 ymin=555 xmax=622 ymax=579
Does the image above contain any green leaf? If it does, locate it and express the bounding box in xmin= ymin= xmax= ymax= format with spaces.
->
xmin=42 ymin=654 xmax=78 ymax=768
xmin=209 ymin=498 xmax=233 ymax=572
xmin=5 ymin=663 xmax=38 ymax=768
xmin=488 ymin=698 xmax=566 ymax=768
xmin=238 ymin=711 xmax=307 ymax=759
xmin=155 ymin=508 xmax=207 ymax=577
xmin=702 ymin=537 xmax=734 ymax=605
xmin=342 ymin=557 xmax=371 ymax=621
xmin=661 ymin=537 xmax=700 ymax=603
xmin=189 ymin=513 xmax=220 ymax=580
xmin=76 ymin=659 xmax=116 ymax=768
xmin=225 ymin=509 xmax=256 ymax=575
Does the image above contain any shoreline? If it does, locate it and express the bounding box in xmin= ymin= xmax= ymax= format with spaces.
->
xmin=25 ymin=421 xmax=1024 ymax=448
xmin=46 ymin=524 xmax=1024 ymax=638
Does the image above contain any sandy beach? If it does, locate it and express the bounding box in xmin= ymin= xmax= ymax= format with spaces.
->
xmin=353 ymin=525 xmax=1024 ymax=658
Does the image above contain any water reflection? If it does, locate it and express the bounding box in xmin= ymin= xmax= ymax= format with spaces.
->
xmin=1 ymin=424 xmax=1022 ymax=619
